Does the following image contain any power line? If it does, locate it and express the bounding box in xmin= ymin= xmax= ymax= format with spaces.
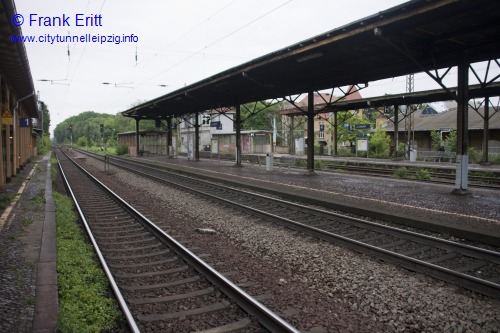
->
xmin=136 ymin=0 xmax=294 ymax=89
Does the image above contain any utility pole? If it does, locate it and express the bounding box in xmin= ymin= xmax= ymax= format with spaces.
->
xmin=405 ymin=74 xmax=416 ymax=160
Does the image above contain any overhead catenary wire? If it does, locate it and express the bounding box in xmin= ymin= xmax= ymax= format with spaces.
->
xmin=101 ymin=0 xmax=295 ymax=112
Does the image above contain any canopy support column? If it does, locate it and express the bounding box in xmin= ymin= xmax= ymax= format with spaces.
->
xmin=394 ymin=105 xmax=399 ymax=158
xmin=167 ymin=116 xmax=173 ymax=158
xmin=452 ymin=56 xmax=470 ymax=195
xmin=195 ymin=112 xmax=200 ymax=161
xmin=234 ymin=104 xmax=242 ymax=167
xmin=483 ymin=97 xmax=489 ymax=164
xmin=333 ymin=111 xmax=338 ymax=157
xmin=306 ymin=91 xmax=316 ymax=175
xmin=135 ymin=118 xmax=140 ymax=157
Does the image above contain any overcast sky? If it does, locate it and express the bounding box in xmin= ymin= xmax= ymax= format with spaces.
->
xmin=13 ymin=0 xmax=491 ymax=134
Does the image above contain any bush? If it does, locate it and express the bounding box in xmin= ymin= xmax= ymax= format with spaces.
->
xmin=76 ymin=136 xmax=87 ymax=148
xmin=337 ymin=147 xmax=354 ymax=157
xmin=467 ymin=147 xmax=482 ymax=164
xmin=396 ymin=143 xmax=407 ymax=158
xmin=115 ymin=144 xmax=129 ymax=156
xmin=416 ymin=169 xmax=432 ymax=180
xmin=395 ymin=167 xmax=408 ymax=178
xmin=489 ymin=153 xmax=500 ymax=164
xmin=369 ymin=126 xmax=390 ymax=158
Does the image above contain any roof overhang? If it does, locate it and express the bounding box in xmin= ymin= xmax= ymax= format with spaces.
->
xmin=0 ymin=0 xmax=38 ymax=118
xmin=123 ymin=0 xmax=500 ymax=120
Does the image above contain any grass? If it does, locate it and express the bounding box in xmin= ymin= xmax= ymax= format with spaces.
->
xmin=55 ymin=191 xmax=122 ymax=332
xmin=24 ymin=298 xmax=35 ymax=306
xmin=21 ymin=219 xmax=33 ymax=227
xmin=32 ymin=189 xmax=45 ymax=208
xmin=0 ymin=193 xmax=15 ymax=210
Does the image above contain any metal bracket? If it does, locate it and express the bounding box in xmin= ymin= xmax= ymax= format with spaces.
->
xmin=374 ymin=27 xmax=457 ymax=101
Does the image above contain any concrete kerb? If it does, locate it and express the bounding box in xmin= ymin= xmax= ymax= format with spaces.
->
xmin=33 ymin=153 xmax=58 ymax=333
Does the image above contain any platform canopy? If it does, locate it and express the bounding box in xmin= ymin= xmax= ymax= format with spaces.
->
xmin=122 ymin=0 xmax=500 ymax=120
xmin=0 ymin=0 xmax=38 ymax=117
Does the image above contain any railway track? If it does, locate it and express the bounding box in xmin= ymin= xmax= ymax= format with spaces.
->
xmin=200 ymin=152 xmax=500 ymax=188
xmin=320 ymin=164 xmax=500 ymax=188
xmin=77 ymin=150 xmax=500 ymax=299
xmin=56 ymin=148 xmax=299 ymax=333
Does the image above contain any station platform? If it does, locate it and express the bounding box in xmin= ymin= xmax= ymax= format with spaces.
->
xmin=0 ymin=154 xmax=57 ymax=333
xmin=136 ymin=154 xmax=500 ymax=247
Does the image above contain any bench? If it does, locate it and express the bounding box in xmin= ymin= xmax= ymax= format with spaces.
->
xmin=419 ymin=150 xmax=456 ymax=162
xmin=274 ymin=156 xmax=296 ymax=171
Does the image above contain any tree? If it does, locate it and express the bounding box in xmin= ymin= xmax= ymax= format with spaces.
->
xmin=430 ymin=129 xmax=443 ymax=151
xmin=336 ymin=111 xmax=370 ymax=147
xmin=240 ymin=101 xmax=280 ymax=131
xmin=37 ymin=102 xmax=52 ymax=155
xmin=53 ymin=111 xmax=115 ymax=144
xmin=445 ymin=128 xmax=457 ymax=153
xmin=369 ymin=126 xmax=390 ymax=158
xmin=40 ymin=101 xmax=51 ymax=133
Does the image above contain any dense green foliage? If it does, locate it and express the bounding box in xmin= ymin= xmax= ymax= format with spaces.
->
xmin=445 ymin=128 xmax=457 ymax=153
xmin=40 ymin=101 xmax=51 ymax=133
xmin=55 ymin=192 xmax=121 ymax=332
xmin=416 ymin=168 xmax=432 ymax=180
xmin=37 ymin=102 xmax=52 ymax=155
xmin=53 ymin=111 xmax=157 ymax=146
xmin=369 ymin=126 xmax=390 ymax=158
xmin=395 ymin=167 xmax=408 ymax=178
xmin=240 ymin=101 xmax=282 ymax=131
xmin=430 ymin=129 xmax=443 ymax=151
xmin=115 ymin=144 xmax=129 ymax=156
xmin=37 ymin=133 xmax=52 ymax=155
xmin=336 ymin=111 xmax=371 ymax=146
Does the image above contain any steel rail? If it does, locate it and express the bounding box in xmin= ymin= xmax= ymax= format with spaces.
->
xmin=78 ymin=148 xmax=500 ymax=189
xmin=58 ymin=148 xmax=300 ymax=333
xmin=56 ymin=153 xmax=141 ymax=333
xmin=101 ymin=154 xmax=500 ymax=298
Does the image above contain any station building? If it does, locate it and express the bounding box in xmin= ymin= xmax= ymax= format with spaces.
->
xmin=0 ymin=0 xmax=41 ymax=189
xmin=117 ymin=130 xmax=172 ymax=156
xmin=384 ymin=104 xmax=500 ymax=154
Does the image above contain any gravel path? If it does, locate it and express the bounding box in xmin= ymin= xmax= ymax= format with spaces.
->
xmin=0 ymin=161 xmax=46 ymax=333
xmin=82 ymin=156 xmax=500 ymax=333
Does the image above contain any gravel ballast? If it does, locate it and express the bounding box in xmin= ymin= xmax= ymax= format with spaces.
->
xmin=82 ymin=156 xmax=500 ymax=333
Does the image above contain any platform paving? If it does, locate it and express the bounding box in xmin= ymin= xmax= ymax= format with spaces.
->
xmin=0 ymin=153 xmax=58 ymax=333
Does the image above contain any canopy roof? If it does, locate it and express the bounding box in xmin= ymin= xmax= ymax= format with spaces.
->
xmin=123 ymin=0 xmax=500 ymax=120
xmin=0 ymin=0 xmax=38 ymax=117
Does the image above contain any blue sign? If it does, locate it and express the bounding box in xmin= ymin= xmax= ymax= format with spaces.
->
xmin=355 ymin=124 xmax=371 ymax=129
xmin=20 ymin=118 xmax=30 ymax=127
xmin=211 ymin=121 xmax=221 ymax=128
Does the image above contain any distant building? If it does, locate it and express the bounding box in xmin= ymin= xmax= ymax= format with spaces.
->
xmin=279 ymin=87 xmax=364 ymax=154
xmin=177 ymin=110 xmax=237 ymax=155
xmin=383 ymin=103 xmax=500 ymax=153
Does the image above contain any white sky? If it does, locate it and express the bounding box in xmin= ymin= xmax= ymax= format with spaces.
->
xmin=13 ymin=0 xmax=497 ymax=134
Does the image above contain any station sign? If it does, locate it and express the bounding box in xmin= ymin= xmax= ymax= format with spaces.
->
xmin=20 ymin=118 xmax=30 ymax=127
xmin=354 ymin=124 xmax=371 ymax=129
